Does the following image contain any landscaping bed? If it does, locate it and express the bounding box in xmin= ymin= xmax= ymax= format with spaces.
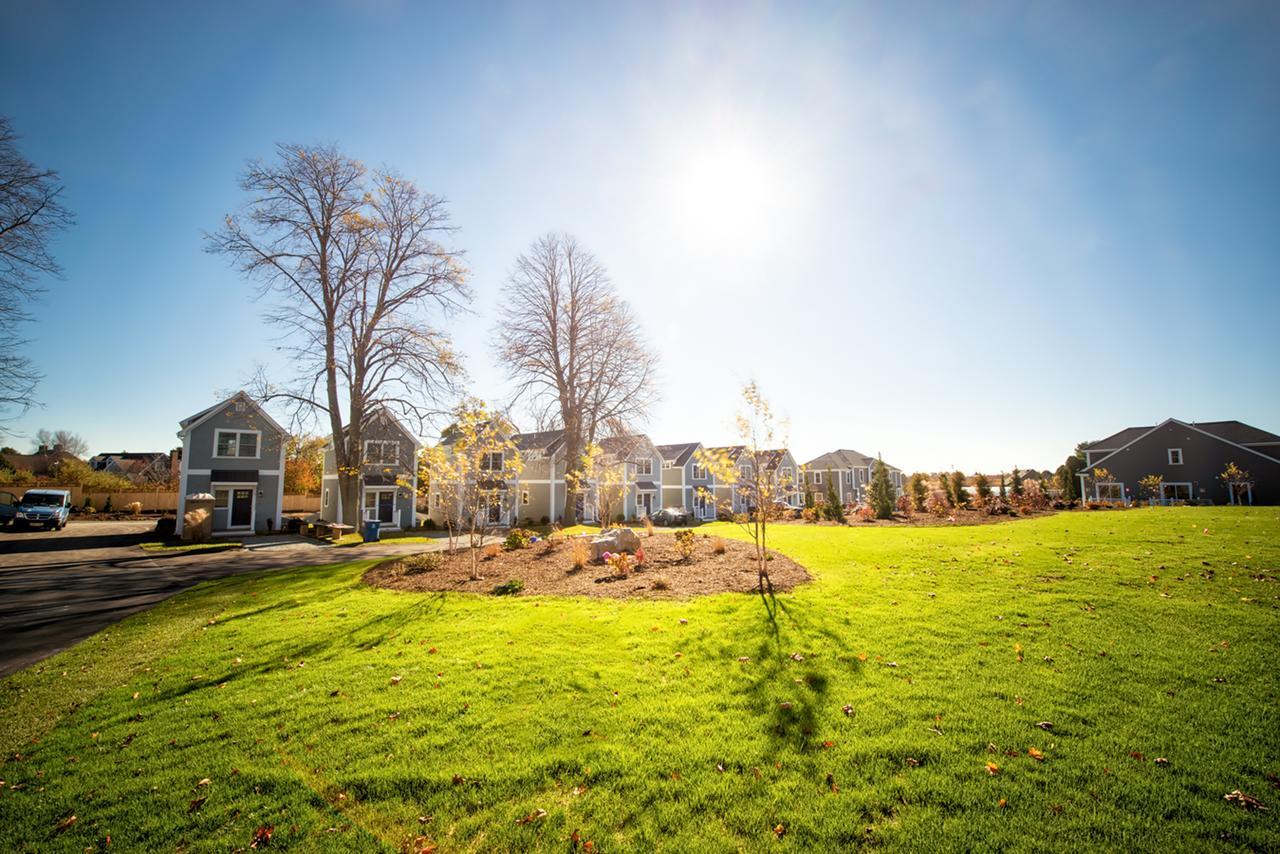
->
xmin=364 ymin=531 xmax=810 ymax=598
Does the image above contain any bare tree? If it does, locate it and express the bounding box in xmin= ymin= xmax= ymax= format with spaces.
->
xmin=208 ymin=144 xmax=470 ymax=524
xmin=494 ymin=233 xmax=658 ymax=524
xmin=0 ymin=116 xmax=74 ymax=425
xmin=31 ymin=428 xmax=88 ymax=457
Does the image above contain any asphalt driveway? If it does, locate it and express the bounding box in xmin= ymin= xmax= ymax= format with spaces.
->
xmin=0 ymin=520 xmax=442 ymax=677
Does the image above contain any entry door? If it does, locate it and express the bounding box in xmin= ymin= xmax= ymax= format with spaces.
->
xmin=487 ymin=498 xmax=502 ymax=524
xmin=639 ymin=493 xmax=653 ymax=517
xmin=378 ymin=491 xmax=395 ymax=524
xmin=230 ymin=489 xmax=253 ymax=527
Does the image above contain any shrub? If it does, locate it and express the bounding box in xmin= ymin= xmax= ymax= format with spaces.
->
xmin=800 ymin=506 xmax=819 ymax=523
xmin=711 ymin=536 xmax=727 ymax=555
xmin=909 ymin=473 xmax=928 ymax=512
xmin=154 ymin=516 xmax=176 ymax=538
xmin=1019 ymin=480 xmax=1049 ymax=511
xmin=401 ymin=552 xmax=443 ymax=575
xmin=635 ymin=546 xmax=646 ymax=566
xmin=925 ymin=490 xmax=949 ymax=515
xmin=103 ymin=495 xmax=113 ymax=513
xmin=674 ymin=529 xmax=696 ymax=562
xmin=975 ymin=474 xmax=992 ymax=502
xmin=643 ymin=516 xmax=655 ymax=537
xmin=491 ymin=579 xmax=524 ymax=596
xmin=895 ymin=493 xmax=913 ymax=515
xmin=855 ymin=503 xmax=876 ymax=522
xmin=985 ymin=496 xmax=1011 ymax=515
xmin=650 ymin=575 xmax=670 ymax=591
xmin=606 ymin=552 xmax=633 ymax=578
xmin=570 ymin=539 xmax=590 ymax=571
xmin=503 ymin=528 xmax=535 ymax=550
xmin=614 ymin=513 xmax=626 ymax=524
xmin=82 ymin=504 xmax=96 ymax=515
xmin=420 ymin=518 xmax=437 ymax=530
xmin=482 ymin=543 xmax=502 ymax=560
xmin=869 ymin=456 xmax=895 ymax=520
xmin=950 ymin=471 xmax=967 ymax=508
xmin=540 ymin=515 xmax=550 ymax=525
xmin=126 ymin=501 xmax=143 ymax=515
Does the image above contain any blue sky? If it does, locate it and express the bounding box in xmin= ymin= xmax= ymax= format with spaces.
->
xmin=1 ymin=0 xmax=1277 ymax=472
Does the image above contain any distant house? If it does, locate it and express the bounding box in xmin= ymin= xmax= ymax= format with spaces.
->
xmin=175 ymin=392 xmax=287 ymax=536
xmin=0 ymin=444 xmax=79 ymax=478
xmin=802 ymin=449 xmax=904 ymax=505
xmin=88 ymin=451 xmax=174 ymax=484
xmin=1080 ymin=418 xmax=1280 ymax=505
xmin=597 ymin=434 xmax=664 ymax=522
xmin=708 ymin=446 xmax=802 ymax=516
xmin=320 ymin=407 xmax=422 ymax=531
xmin=656 ymin=442 xmax=718 ymax=521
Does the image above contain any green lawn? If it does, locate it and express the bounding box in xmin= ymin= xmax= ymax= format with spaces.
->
xmin=137 ymin=540 xmax=243 ymax=553
xmin=2 ymin=508 xmax=1277 ymax=851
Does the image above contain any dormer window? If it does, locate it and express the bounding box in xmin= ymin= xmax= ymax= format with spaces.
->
xmin=480 ymin=451 xmax=504 ymax=471
xmin=1168 ymin=448 xmax=1183 ymax=465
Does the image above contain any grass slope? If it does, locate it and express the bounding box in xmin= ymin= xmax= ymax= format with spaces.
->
xmin=1 ymin=508 xmax=1277 ymax=851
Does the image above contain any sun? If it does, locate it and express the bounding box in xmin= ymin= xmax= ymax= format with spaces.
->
xmin=669 ymin=140 xmax=782 ymax=244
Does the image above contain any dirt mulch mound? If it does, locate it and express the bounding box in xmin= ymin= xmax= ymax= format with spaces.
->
xmin=363 ymin=533 xmax=811 ymax=600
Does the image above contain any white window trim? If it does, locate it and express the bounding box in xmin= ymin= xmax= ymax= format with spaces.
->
xmin=364 ymin=439 xmax=400 ymax=466
xmin=1094 ymin=482 xmax=1125 ymax=502
xmin=1167 ymin=448 xmax=1183 ymax=465
xmin=362 ymin=486 xmax=400 ymax=529
xmin=212 ymin=429 xmax=262 ymax=460
xmin=636 ymin=458 xmax=653 ymax=476
xmin=1161 ymin=482 xmax=1192 ymax=501
xmin=210 ymin=481 xmax=257 ymax=531
xmin=323 ymin=488 xmax=330 ymax=508
xmin=479 ymin=451 xmax=505 ymax=472
xmin=692 ymin=463 xmax=706 ymax=480
xmin=813 ymin=471 xmax=823 ymax=485
xmin=521 ymin=489 xmax=531 ymax=506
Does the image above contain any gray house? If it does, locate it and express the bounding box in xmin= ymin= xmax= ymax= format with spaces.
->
xmin=320 ymin=407 xmax=421 ymax=531
xmin=1079 ymin=418 xmax=1280 ymax=505
xmin=656 ymin=442 xmax=718 ymax=520
xmin=803 ymin=449 xmax=904 ymax=505
xmin=176 ymin=392 xmax=287 ymax=536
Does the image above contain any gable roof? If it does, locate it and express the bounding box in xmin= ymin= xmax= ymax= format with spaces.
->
xmin=512 ymin=429 xmax=566 ymax=455
xmin=362 ymin=406 xmax=423 ymax=449
xmin=1089 ymin=420 xmax=1280 ymax=452
xmin=599 ymin=434 xmax=658 ymax=463
xmin=706 ymin=445 xmax=747 ymax=463
xmin=656 ymin=442 xmax=700 ymax=466
xmin=179 ymin=391 xmax=286 ymax=438
xmin=1084 ymin=418 xmax=1280 ymax=471
xmin=805 ymin=448 xmax=902 ymax=471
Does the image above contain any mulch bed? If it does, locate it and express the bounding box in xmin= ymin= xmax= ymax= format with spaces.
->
xmin=363 ymin=532 xmax=811 ymax=600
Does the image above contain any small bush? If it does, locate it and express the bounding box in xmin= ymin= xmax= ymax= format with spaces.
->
xmin=925 ymin=490 xmax=949 ymax=515
xmin=570 ymin=538 xmax=590 ymax=571
xmin=503 ymin=528 xmax=535 ymax=550
xmin=895 ymin=493 xmax=912 ymax=515
xmin=635 ymin=546 xmax=646 ymax=566
xmin=401 ymin=552 xmax=443 ymax=574
xmin=482 ymin=543 xmax=502 ymax=560
xmin=491 ymin=579 xmax=524 ymax=596
xmin=800 ymin=507 xmax=819 ymax=523
xmin=421 ymin=518 xmax=437 ymax=530
xmin=82 ymin=504 xmax=96 ymax=515
xmin=674 ymin=529 xmax=695 ymax=562
xmin=103 ymin=495 xmax=113 ymax=513
xmin=711 ymin=536 xmax=727 ymax=555
xmin=125 ymin=500 xmax=142 ymax=514
xmin=607 ymin=552 xmax=634 ymax=578
xmin=985 ymin=496 xmax=1011 ymax=516
xmin=154 ymin=516 xmax=176 ymax=537
xmin=855 ymin=503 xmax=876 ymax=522
xmin=650 ymin=575 xmax=670 ymax=591
xmin=540 ymin=515 xmax=550 ymax=525
xmin=643 ymin=516 xmax=655 ymax=537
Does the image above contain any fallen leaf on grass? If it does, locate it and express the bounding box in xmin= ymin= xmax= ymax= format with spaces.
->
xmin=789 ymin=652 xmax=805 ymax=662
xmin=985 ymin=762 xmax=1001 ymax=775
xmin=250 ymin=825 xmax=273 ymax=848
xmin=196 ymin=777 xmax=211 ymax=787
xmin=774 ymin=823 xmax=786 ymax=838
xmin=1224 ymin=791 xmax=1267 ymax=811
xmin=737 ymin=656 xmax=751 ymax=662
xmin=515 ymin=808 xmax=547 ymax=825
xmin=998 ymin=798 xmax=1007 ymax=809
xmin=1036 ymin=721 xmax=1054 ymax=731
xmin=1154 ymin=757 xmax=1169 ymax=766
xmin=779 ymin=702 xmax=793 ymax=710
xmin=857 ymin=652 xmax=868 ymax=661
xmin=55 ymin=814 xmax=77 ymax=832
xmin=1027 ymin=748 xmax=1045 ymax=762
xmin=842 ymin=704 xmax=855 ymax=716
xmin=826 ymin=772 xmax=839 ymax=792
xmin=1130 ymin=752 xmax=1145 ymax=761
xmin=189 ymin=796 xmax=207 ymax=813
xmin=905 ymin=757 xmax=920 ymax=767
xmin=390 ymin=675 xmax=403 ymax=685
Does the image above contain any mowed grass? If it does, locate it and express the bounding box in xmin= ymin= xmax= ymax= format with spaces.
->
xmin=1 ymin=508 xmax=1278 ymax=851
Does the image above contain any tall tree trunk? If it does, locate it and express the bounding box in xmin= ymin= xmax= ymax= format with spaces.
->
xmin=561 ymin=418 xmax=581 ymax=525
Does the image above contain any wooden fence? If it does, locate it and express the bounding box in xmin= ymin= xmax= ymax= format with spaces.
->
xmin=6 ymin=486 xmax=320 ymax=514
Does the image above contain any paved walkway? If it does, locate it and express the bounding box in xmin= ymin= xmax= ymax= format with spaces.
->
xmin=0 ymin=521 xmax=451 ymax=677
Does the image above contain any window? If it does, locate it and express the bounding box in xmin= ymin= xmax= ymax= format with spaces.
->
xmin=364 ymin=440 xmax=399 ymax=465
xmin=1162 ymin=483 xmax=1192 ymax=501
xmin=813 ymin=471 xmax=823 ymax=485
xmin=323 ymin=488 xmax=330 ymax=508
xmin=214 ymin=489 xmax=229 ymax=508
xmin=480 ymin=451 xmax=504 ymax=471
xmin=741 ymin=465 xmax=754 ymax=479
xmin=433 ymin=492 xmax=440 ymax=508
xmin=1167 ymin=448 xmax=1183 ymax=465
xmin=636 ymin=458 xmax=653 ymax=476
xmin=662 ymin=460 xmax=675 ymax=470
xmin=522 ymin=490 xmax=530 ymax=506
xmin=780 ymin=467 xmax=792 ymax=481
xmin=524 ymin=449 xmax=545 ymax=461
xmin=214 ymin=429 xmax=258 ymax=458
xmin=1096 ymin=482 xmax=1124 ymax=501
xmin=692 ymin=463 xmax=706 ymax=479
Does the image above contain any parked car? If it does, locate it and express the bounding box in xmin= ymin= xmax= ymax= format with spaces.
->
xmin=14 ymin=489 xmax=73 ymax=530
xmin=0 ymin=490 xmax=17 ymax=526
xmin=652 ymin=507 xmax=691 ymax=526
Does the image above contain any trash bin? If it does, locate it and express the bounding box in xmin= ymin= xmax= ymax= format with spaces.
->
xmin=363 ymin=519 xmax=381 ymax=542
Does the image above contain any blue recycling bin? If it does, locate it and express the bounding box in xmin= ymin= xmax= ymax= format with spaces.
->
xmin=362 ymin=519 xmax=382 ymax=542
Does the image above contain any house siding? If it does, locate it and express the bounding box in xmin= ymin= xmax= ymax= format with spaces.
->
xmin=1082 ymin=422 xmax=1280 ymax=505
